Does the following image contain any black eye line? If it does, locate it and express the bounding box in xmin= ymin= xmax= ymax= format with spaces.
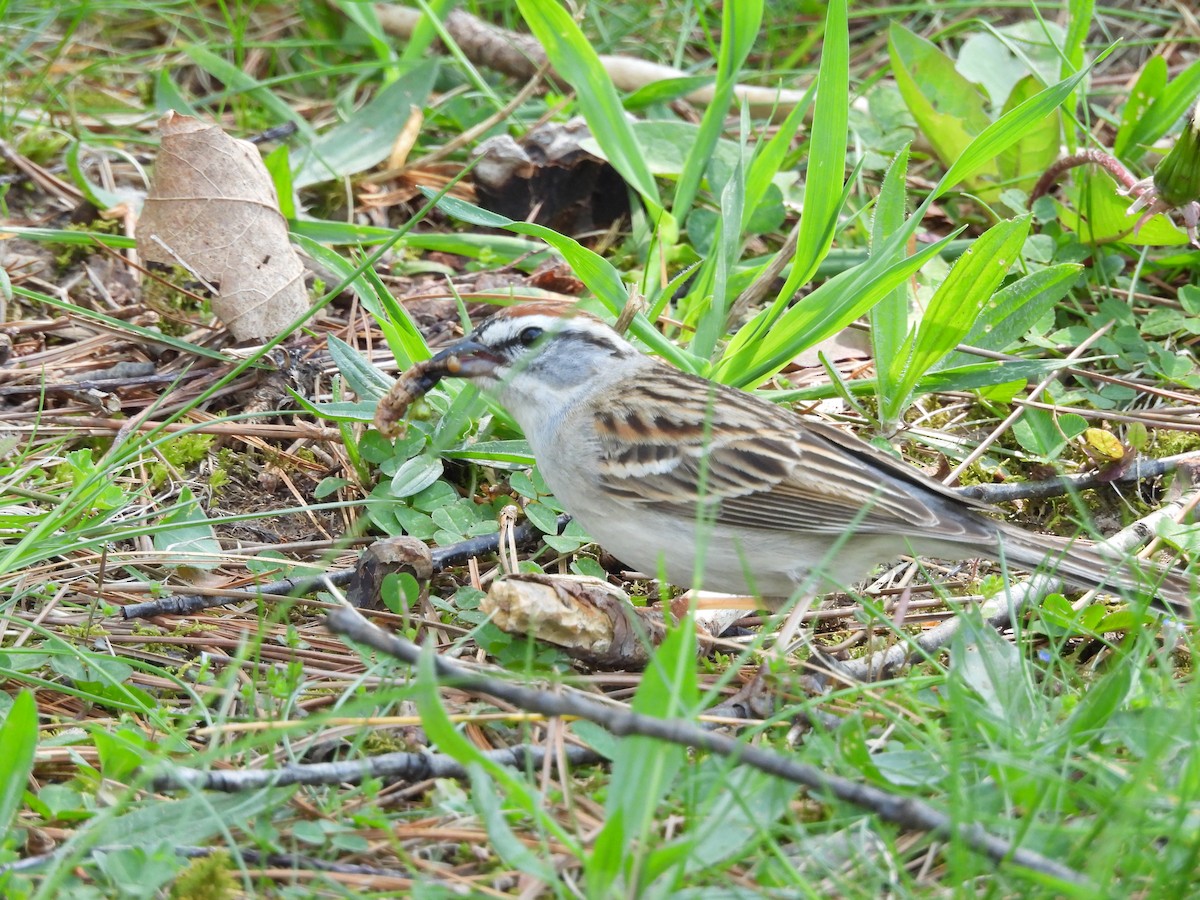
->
xmin=484 ymin=323 xmax=627 ymax=357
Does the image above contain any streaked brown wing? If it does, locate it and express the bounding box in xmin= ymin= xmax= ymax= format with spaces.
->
xmin=592 ymin=368 xmax=988 ymax=539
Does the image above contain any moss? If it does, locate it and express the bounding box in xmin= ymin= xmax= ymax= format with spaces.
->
xmin=1152 ymin=429 xmax=1200 ymax=457
xmin=168 ymin=850 xmax=236 ymax=900
xmin=149 ymin=433 xmax=216 ymax=489
xmin=51 ymin=218 xmax=121 ymax=270
xmin=141 ymin=267 xmax=213 ymax=336
xmin=61 ymin=623 xmax=109 ymax=641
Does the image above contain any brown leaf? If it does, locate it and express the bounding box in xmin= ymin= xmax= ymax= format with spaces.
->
xmin=137 ymin=112 xmax=308 ymax=341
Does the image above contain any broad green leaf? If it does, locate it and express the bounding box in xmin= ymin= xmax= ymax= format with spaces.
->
xmin=948 ymin=263 xmax=1082 ymax=366
xmin=292 ymin=61 xmax=438 ymax=187
xmin=389 ymin=454 xmax=444 ymax=498
xmin=583 ymin=120 xmax=741 ymax=177
xmin=1011 ymin=407 xmax=1088 ymax=459
xmin=890 ymin=25 xmax=992 ymax=177
xmin=1114 ymin=56 xmax=1166 ymax=158
xmin=152 ymin=486 xmax=220 ymax=562
xmin=93 ymin=790 xmax=291 ymax=848
xmin=996 ymin=75 xmax=1061 ymax=191
xmin=326 ymin=333 xmax=395 ymax=400
xmin=952 ymin=620 xmax=1034 ymax=727
xmin=1055 ymin=171 xmax=1189 ymax=245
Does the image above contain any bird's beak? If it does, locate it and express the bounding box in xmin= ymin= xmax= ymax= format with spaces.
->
xmin=429 ymin=338 xmax=502 ymax=379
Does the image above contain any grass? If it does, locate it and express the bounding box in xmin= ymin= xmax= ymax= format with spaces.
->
xmin=2 ymin=0 xmax=1200 ymax=896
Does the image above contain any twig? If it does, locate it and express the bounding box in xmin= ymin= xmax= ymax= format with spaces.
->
xmin=149 ymin=743 xmax=602 ymax=792
xmin=837 ymin=487 xmax=1200 ymax=682
xmin=120 ymin=515 xmax=570 ymax=619
xmin=957 ymin=451 xmax=1200 ymax=504
xmin=324 ymin=605 xmax=1092 ymax=887
xmin=371 ymin=6 xmax=808 ymax=119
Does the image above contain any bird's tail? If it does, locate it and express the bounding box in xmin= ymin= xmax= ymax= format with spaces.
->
xmin=994 ymin=522 xmax=1194 ymax=619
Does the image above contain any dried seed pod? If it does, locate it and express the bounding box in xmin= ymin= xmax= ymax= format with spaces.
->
xmin=373 ymin=355 xmax=460 ymax=437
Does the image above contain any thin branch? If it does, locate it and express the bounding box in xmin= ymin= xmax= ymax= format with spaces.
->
xmin=120 ymin=515 xmax=570 ymax=619
xmin=149 ymin=743 xmax=602 ymax=792
xmin=957 ymin=451 xmax=1200 ymax=504
xmin=324 ymin=605 xmax=1092 ymax=888
xmin=838 ymin=487 xmax=1200 ymax=682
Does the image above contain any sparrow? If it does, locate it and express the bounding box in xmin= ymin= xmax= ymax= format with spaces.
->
xmin=376 ymin=301 xmax=1194 ymax=616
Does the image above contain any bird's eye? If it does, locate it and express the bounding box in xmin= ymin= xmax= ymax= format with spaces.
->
xmin=518 ymin=326 xmax=544 ymax=347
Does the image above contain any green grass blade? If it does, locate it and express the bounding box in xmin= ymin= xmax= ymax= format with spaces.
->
xmin=0 ymin=691 xmax=37 ymax=839
xmin=778 ymin=0 xmax=848 ymax=298
xmin=895 ymin=215 xmax=1032 ymax=404
xmin=1116 ymin=56 xmax=1200 ymax=158
xmin=869 ymin=146 xmax=912 ymax=428
xmin=414 ymin=642 xmax=579 ymax=856
xmin=1060 ymin=0 xmax=1094 ymax=153
xmin=932 ymin=59 xmax=1097 ymax=199
xmin=427 ymin=192 xmax=699 ymax=372
xmin=673 ymin=0 xmax=762 ymax=216
xmin=717 ymin=229 xmax=959 ymax=388
xmin=515 ymin=0 xmax=663 ymax=220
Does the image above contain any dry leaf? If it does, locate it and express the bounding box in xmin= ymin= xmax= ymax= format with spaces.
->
xmin=137 ymin=111 xmax=308 ymax=341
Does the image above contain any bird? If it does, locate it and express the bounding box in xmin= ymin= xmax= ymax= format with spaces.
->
xmin=387 ymin=300 xmax=1194 ymax=617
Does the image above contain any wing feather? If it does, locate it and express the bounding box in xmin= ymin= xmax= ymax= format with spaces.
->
xmin=592 ymin=367 xmax=992 ymax=541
